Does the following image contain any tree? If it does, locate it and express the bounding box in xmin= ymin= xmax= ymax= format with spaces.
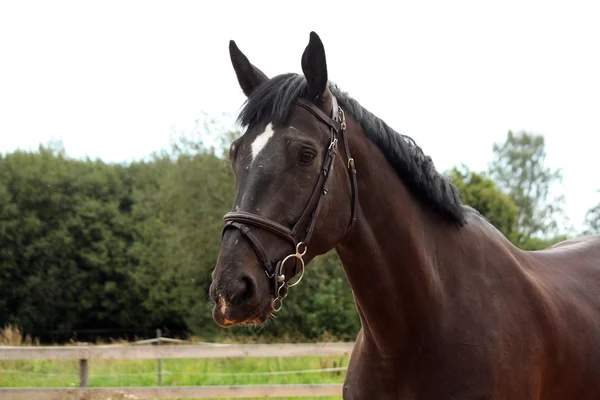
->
xmin=447 ymin=165 xmax=518 ymax=239
xmin=269 ymin=250 xmax=361 ymax=341
xmin=488 ymin=130 xmax=568 ymax=247
xmin=0 ymin=144 xmax=149 ymax=342
xmin=584 ymin=193 xmax=600 ymax=235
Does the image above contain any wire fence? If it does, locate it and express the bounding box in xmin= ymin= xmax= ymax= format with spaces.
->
xmin=0 ymin=366 xmax=348 ymax=377
xmin=0 ymin=337 xmax=354 ymax=399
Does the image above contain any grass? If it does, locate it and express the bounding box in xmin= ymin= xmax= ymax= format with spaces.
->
xmin=0 ymin=325 xmax=349 ymax=400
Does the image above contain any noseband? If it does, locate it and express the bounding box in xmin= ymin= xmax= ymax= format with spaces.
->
xmin=222 ymin=96 xmax=358 ymax=312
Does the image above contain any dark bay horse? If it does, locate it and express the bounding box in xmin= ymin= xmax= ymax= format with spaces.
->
xmin=209 ymin=31 xmax=600 ymax=399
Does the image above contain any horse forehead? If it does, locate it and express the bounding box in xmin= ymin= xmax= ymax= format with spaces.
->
xmin=250 ymin=122 xmax=276 ymax=161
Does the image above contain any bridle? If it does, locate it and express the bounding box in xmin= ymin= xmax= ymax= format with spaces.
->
xmin=221 ymin=95 xmax=358 ymax=312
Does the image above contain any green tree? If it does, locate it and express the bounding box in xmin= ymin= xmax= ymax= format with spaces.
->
xmin=129 ymin=130 xmax=238 ymax=339
xmin=488 ymin=130 xmax=568 ymax=247
xmin=269 ymin=251 xmax=360 ymax=341
xmin=584 ymin=193 xmax=600 ymax=235
xmin=447 ymin=165 xmax=518 ymax=239
xmin=0 ymin=143 xmax=148 ymax=341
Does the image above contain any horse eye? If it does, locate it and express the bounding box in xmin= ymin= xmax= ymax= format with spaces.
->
xmin=299 ymin=150 xmax=315 ymax=164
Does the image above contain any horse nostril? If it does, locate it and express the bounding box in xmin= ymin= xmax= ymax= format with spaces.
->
xmin=230 ymin=275 xmax=255 ymax=304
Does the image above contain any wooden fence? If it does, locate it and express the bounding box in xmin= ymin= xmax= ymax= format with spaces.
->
xmin=0 ymin=341 xmax=355 ymax=399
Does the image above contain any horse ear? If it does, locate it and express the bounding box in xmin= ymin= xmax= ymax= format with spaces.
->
xmin=229 ymin=40 xmax=268 ymax=97
xmin=301 ymin=31 xmax=329 ymax=103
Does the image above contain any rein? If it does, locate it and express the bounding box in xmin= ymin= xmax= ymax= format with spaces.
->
xmin=222 ymin=96 xmax=358 ymax=311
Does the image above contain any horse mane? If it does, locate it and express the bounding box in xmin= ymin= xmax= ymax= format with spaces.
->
xmin=237 ymin=73 xmax=467 ymax=226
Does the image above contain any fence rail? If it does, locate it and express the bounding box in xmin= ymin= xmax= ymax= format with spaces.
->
xmin=0 ymin=341 xmax=354 ymax=399
xmin=0 ymin=341 xmax=354 ymax=360
xmin=0 ymin=384 xmax=343 ymax=399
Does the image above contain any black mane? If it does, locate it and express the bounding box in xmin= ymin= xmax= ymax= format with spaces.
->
xmin=237 ymin=73 xmax=466 ymax=226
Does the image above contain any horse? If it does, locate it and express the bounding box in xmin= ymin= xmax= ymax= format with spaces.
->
xmin=209 ymin=31 xmax=600 ymax=399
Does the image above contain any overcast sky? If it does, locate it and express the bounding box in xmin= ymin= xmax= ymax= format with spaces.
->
xmin=1 ymin=0 xmax=598 ymax=233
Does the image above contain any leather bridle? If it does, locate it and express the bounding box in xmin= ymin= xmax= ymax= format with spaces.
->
xmin=222 ymin=96 xmax=358 ymax=312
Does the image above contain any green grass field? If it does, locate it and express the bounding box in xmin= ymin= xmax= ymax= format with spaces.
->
xmin=0 ymin=325 xmax=349 ymax=399
xmin=1 ymin=355 xmax=348 ymax=399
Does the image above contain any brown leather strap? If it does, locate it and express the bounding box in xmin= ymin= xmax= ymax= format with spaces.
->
xmin=297 ymin=99 xmax=341 ymax=134
xmin=298 ymin=97 xmax=358 ymax=231
xmin=341 ymin=124 xmax=358 ymax=228
xmin=224 ymin=211 xmax=295 ymax=244
xmin=290 ymin=128 xmax=338 ymax=242
xmin=223 ymin=220 xmax=274 ymax=275
xmin=300 ymin=133 xmax=338 ymax=245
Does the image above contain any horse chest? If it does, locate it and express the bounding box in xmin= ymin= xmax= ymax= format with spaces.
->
xmin=342 ymin=357 xmax=490 ymax=400
xmin=341 ymin=333 xmax=496 ymax=400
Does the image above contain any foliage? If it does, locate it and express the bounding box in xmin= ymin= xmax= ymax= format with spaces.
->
xmin=488 ymin=130 xmax=568 ymax=247
xmin=0 ymin=144 xmax=147 ymax=341
xmin=516 ymin=235 xmax=570 ymax=251
xmin=228 ymin=251 xmax=361 ymax=342
xmin=447 ymin=165 xmax=518 ymax=239
xmin=584 ymin=195 xmax=600 ymax=235
xmin=447 ymin=164 xmax=568 ymax=250
xmin=129 ymin=142 xmax=236 ymax=339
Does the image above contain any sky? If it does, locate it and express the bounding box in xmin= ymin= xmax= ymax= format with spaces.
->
xmin=0 ymin=0 xmax=598 ymax=234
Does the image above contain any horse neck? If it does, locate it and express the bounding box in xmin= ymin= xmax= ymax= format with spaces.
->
xmin=334 ymin=120 xmax=464 ymax=351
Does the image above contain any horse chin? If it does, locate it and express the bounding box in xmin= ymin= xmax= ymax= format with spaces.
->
xmin=241 ymin=303 xmax=274 ymax=326
xmin=212 ymin=302 xmax=273 ymax=328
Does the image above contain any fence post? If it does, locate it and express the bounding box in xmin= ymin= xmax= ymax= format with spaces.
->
xmin=79 ymin=359 xmax=88 ymax=387
xmin=157 ymin=329 xmax=162 ymax=386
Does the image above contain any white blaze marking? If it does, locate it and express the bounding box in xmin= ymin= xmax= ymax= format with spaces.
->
xmin=250 ymin=122 xmax=275 ymax=161
xmin=220 ymin=297 xmax=227 ymax=314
